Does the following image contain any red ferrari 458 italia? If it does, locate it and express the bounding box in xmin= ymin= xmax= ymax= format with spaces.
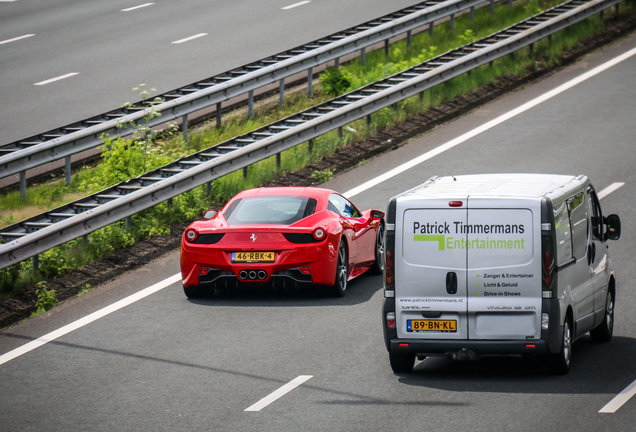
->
xmin=180 ymin=187 xmax=385 ymax=298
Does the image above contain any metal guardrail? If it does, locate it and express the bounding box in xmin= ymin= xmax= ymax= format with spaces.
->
xmin=0 ymin=0 xmax=624 ymax=270
xmin=0 ymin=0 xmax=491 ymax=187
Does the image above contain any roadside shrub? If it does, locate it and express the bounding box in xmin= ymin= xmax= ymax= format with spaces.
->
xmin=33 ymin=282 xmax=58 ymax=315
xmin=319 ymin=67 xmax=352 ymax=97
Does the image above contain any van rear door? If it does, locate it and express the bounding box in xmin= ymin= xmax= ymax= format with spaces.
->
xmin=465 ymin=199 xmax=541 ymax=340
xmin=397 ymin=198 xmax=468 ymax=340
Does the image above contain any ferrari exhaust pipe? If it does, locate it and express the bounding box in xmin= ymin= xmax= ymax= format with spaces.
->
xmin=239 ymin=270 xmax=248 ymax=280
xmin=258 ymin=270 xmax=267 ymax=280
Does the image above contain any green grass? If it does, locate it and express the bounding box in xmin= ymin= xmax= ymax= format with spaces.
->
xmin=0 ymin=0 xmax=633 ymax=298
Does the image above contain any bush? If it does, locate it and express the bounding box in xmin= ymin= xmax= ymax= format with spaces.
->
xmin=319 ymin=67 xmax=352 ymax=97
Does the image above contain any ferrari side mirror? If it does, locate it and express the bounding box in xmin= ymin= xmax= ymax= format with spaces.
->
xmin=202 ymin=210 xmax=218 ymax=220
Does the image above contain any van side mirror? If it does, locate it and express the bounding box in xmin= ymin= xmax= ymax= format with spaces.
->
xmin=202 ymin=210 xmax=218 ymax=220
xmin=605 ymin=214 xmax=621 ymax=241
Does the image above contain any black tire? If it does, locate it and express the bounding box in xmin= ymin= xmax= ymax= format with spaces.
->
xmin=370 ymin=222 xmax=385 ymax=275
xmin=183 ymin=285 xmax=213 ymax=299
xmin=590 ymin=290 xmax=614 ymax=343
xmin=332 ymin=240 xmax=348 ymax=297
xmin=389 ymin=352 xmax=415 ymax=373
xmin=549 ymin=316 xmax=572 ymax=375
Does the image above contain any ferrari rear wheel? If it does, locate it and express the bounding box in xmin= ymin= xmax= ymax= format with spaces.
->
xmin=370 ymin=222 xmax=385 ymax=275
xmin=183 ymin=285 xmax=214 ymax=299
xmin=332 ymin=240 xmax=348 ymax=297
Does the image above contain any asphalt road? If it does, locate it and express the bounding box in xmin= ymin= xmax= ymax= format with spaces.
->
xmin=0 ymin=0 xmax=418 ymax=146
xmin=0 ymin=29 xmax=635 ymax=432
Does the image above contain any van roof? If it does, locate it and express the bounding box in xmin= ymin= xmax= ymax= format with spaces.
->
xmin=400 ymin=174 xmax=586 ymax=199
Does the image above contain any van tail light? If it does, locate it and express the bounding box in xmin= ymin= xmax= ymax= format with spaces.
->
xmin=386 ymin=312 xmax=396 ymax=329
xmin=542 ymin=234 xmax=555 ymax=291
xmin=385 ymin=249 xmax=394 ymax=287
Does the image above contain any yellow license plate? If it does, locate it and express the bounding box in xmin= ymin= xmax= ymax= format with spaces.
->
xmin=232 ymin=251 xmax=275 ymax=263
xmin=407 ymin=319 xmax=457 ymax=332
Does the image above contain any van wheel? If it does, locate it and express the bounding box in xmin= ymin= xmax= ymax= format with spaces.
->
xmin=590 ymin=290 xmax=614 ymax=343
xmin=549 ymin=316 xmax=572 ymax=375
xmin=370 ymin=222 xmax=385 ymax=275
xmin=332 ymin=240 xmax=348 ymax=297
xmin=389 ymin=352 xmax=415 ymax=373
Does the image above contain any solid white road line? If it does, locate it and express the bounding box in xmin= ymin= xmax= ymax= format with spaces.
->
xmin=172 ymin=33 xmax=208 ymax=44
xmin=597 ymin=182 xmax=624 ymax=200
xmin=0 ymin=273 xmax=181 ymax=367
xmin=122 ymin=3 xmax=154 ymax=12
xmin=0 ymin=34 xmax=35 ymax=45
xmin=343 ymin=46 xmax=636 ymax=198
xmin=245 ymin=375 xmax=313 ymax=412
xmin=282 ymin=1 xmax=311 ymax=10
xmin=34 ymin=73 xmax=79 ymax=86
xmin=599 ymin=380 xmax=636 ymax=413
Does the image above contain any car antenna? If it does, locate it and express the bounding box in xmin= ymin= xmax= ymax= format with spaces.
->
xmin=448 ymin=172 xmax=457 ymax=181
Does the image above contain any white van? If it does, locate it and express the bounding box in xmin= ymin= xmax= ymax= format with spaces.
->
xmin=382 ymin=174 xmax=621 ymax=374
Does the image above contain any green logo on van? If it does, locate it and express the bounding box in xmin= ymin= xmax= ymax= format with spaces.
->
xmin=413 ymin=235 xmax=445 ymax=250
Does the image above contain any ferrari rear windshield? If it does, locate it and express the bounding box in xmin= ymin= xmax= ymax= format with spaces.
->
xmin=224 ymin=196 xmax=317 ymax=225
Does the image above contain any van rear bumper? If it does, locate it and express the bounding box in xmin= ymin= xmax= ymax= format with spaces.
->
xmin=389 ymin=338 xmax=548 ymax=356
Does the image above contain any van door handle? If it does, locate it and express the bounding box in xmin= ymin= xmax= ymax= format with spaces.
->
xmin=446 ymin=272 xmax=458 ymax=295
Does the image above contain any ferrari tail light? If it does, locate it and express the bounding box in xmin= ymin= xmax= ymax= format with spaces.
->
xmin=312 ymin=226 xmax=327 ymax=241
xmin=185 ymin=228 xmax=199 ymax=242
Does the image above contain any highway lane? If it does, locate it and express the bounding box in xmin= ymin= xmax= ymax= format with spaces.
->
xmin=0 ymin=0 xmax=418 ymax=146
xmin=1 ymin=31 xmax=635 ymax=432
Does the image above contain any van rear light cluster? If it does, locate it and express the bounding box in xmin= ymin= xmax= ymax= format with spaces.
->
xmin=541 ymin=313 xmax=549 ymax=330
xmin=385 ymin=249 xmax=394 ymax=287
xmin=386 ymin=312 xmax=396 ymax=329
xmin=541 ymin=234 xmax=555 ymax=292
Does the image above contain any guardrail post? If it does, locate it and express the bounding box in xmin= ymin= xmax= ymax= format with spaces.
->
xmin=182 ymin=114 xmax=188 ymax=142
xmin=450 ymin=14 xmax=455 ymax=31
xmin=384 ymin=39 xmax=389 ymax=56
xmin=243 ymin=167 xmax=248 ymax=178
xmin=308 ymin=139 xmax=313 ymax=153
xmin=216 ymin=102 xmax=222 ymax=129
xmin=276 ymin=153 xmax=281 ymax=169
xmin=360 ymin=48 xmax=366 ymax=65
xmin=615 ymin=3 xmax=619 ymax=15
xmin=470 ymin=6 xmax=475 ymax=22
xmin=206 ymin=181 xmax=212 ymax=195
xmin=407 ymin=30 xmax=412 ymax=49
xmin=20 ymin=171 xmax=26 ymax=202
xmin=82 ymin=235 xmax=88 ymax=246
xmin=335 ymin=57 xmax=339 ymax=69
xmin=168 ymin=198 xmax=173 ymax=208
xmin=366 ymin=114 xmax=371 ymax=125
xmin=490 ymin=0 xmax=494 ymax=14
xmin=308 ymin=67 xmax=314 ymax=97
xmin=338 ymin=126 xmax=343 ymax=139
xmin=32 ymin=254 xmax=39 ymax=273
xmin=429 ymin=22 xmax=434 ymax=37
xmin=125 ymin=216 xmax=132 ymax=231
xmin=279 ymin=78 xmax=285 ymax=106
xmin=248 ymin=90 xmax=254 ymax=119
xmin=65 ymin=156 xmax=72 ymax=186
